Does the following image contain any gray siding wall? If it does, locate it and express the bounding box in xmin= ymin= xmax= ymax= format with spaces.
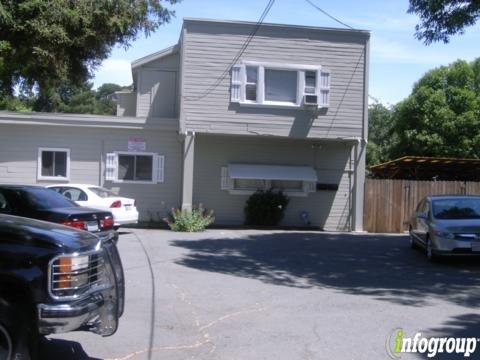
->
xmin=0 ymin=125 xmax=182 ymax=221
xmin=136 ymin=52 xmax=180 ymax=119
xmin=192 ymin=134 xmax=354 ymax=230
xmin=181 ymin=21 xmax=368 ymax=139
xmin=116 ymin=92 xmax=137 ymax=117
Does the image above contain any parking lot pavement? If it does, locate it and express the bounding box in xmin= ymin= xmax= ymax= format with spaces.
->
xmin=43 ymin=229 xmax=480 ymax=360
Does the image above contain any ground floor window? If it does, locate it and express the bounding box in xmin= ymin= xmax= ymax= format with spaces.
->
xmin=106 ymin=152 xmax=164 ymax=184
xmin=271 ymin=180 xmax=304 ymax=192
xmin=233 ymin=179 xmax=266 ymax=190
xmin=37 ymin=148 xmax=70 ymax=180
xmin=221 ymin=166 xmax=316 ymax=196
xmin=119 ymin=154 xmax=153 ymax=181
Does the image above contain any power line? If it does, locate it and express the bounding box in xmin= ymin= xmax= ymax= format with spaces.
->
xmin=184 ymin=0 xmax=275 ymax=101
xmin=304 ymin=0 xmax=354 ymax=30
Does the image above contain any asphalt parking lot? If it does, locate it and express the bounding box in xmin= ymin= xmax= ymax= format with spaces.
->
xmin=42 ymin=229 xmax=480 ymax=359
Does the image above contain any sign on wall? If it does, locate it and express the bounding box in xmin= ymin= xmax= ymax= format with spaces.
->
xmin=128 ymin=136 xmax=146 ymax=152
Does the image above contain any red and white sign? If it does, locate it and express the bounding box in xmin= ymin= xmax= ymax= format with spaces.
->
xmin=128 ymin=137 xmax=146 ymax=152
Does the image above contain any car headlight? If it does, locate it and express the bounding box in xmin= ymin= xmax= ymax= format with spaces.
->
xmin=433 ymin=230 xmax=455 ymax=239
xmin=50 ymin=253 xmax=103 ymax=298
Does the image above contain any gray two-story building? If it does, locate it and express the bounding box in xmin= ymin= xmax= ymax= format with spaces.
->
xmin=0 ymin=18 xmax=370 ymax=231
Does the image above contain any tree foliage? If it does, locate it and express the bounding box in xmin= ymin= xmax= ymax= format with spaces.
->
xmin=0 ymin=81 xmax=129 ymax=115
xmin=409 ymin=0 xmax=480 ymax=44
xmin=0 ymin=0 xmax=178 ymax=110
xmin=389 ymin=59 xmax=480 ymax=159
xmin=367 ymin=103 xmax=394 ymax=165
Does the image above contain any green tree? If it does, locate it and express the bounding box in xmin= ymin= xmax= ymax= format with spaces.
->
xmin=0 ymin=0 xmax=178 ymax=111
xmin=56 ymin=81 xmax=128 ymax=115
xmin=0 ymin=81 xmax=128 ymax=115
xmin=389 ymin=59 xmax=480 ymax=159
xmin=408 ymin=0 xmax=480 ymax=44
xmin=367 ymin=103 xmax=394 ymax=165
xmin=95 ymin=83 xmax=126 ymax=115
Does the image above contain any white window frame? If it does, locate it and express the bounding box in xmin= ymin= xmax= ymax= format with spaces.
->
xmin=111 ymin=151 xmax=160 ymax=185
xmin=37 ymin=147 xmax=70 ymax=181
xmin=231 ymin=61 xmax=329 ymax=109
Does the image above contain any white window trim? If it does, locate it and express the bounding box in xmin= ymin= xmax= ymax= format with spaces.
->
xmin=37 ymin=147 xmax=70 ymax=181
xmin=233 ymin=61 xmax=328 ymax=109
xmin=113 ymin=151 xmax=159 ymax=185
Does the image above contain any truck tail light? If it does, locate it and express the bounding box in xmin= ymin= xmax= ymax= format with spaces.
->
xmin=134 ymin=200 xmax=136 ymax=207
xmin=100 ymin=216 xmax=114 ymax=230
xmin=110 ymin=200 xmax=122 ymax=208
xmin=61 ymin=219 xmax=87 ymax=231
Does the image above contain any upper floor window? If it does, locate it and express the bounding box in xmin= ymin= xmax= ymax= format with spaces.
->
xmin=37 ymin=148 xmax=70 ymax=181
xmin=231 ymin=62 xmax=330 ymax=108
xmin=265 ymin=69 xmax=297 ymax=103
xmin=245 ymin=66 xmax=258 ymax=101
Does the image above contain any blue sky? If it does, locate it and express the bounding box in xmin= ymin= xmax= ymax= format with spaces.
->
xmin=92 ymin=0 xmax=480 ymax=105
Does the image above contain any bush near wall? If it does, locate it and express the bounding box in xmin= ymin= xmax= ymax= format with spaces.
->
xmin=245 ymin=189 xmax=289 ymax=226
xmin=164 ymin=205 xmax=214 ymax=232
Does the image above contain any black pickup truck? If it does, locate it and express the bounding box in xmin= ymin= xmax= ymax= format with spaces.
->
xmin=0 ymin=214 xmax=125 ymax=359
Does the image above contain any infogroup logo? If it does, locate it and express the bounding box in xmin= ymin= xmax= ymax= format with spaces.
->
xmin=386 ymin=328 xmax=480 ymax=358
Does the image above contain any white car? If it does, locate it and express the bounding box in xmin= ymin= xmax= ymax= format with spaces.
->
xmin=46 ymin=184 xmax=138 ymax=228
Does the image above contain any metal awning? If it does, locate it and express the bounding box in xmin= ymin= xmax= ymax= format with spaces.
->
xmin=228 ymin=164 xmax=318 ymax=182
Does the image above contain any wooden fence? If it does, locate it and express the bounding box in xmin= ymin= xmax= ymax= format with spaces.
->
xmin=363 ymin=179 xmax=480 ymax=233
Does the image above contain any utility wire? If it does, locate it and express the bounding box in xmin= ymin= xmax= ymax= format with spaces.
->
xmin=304 ymin=0 xmax=354 ymax=30
xmin=184 ymin=0 xmax=275 ymax=101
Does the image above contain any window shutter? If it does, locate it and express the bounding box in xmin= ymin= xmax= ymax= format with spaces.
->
xmin=221 ymin=166 xmax=234 ymax=190
xmin=231 ymin=65 xmax=242 ymax=103
xmin=303 ymin=181 xmax=317 ymax=193
xmin=105 ymin=153 xmax=117 ymax=181
xmin=156 ymin=155 xmax=165 ymax=183
xmin=319 ymin=70 xmax=331 ymax=107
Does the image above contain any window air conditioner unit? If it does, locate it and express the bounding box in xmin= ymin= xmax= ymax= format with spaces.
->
xmin=304 ymin=95 xmax=318 ymax=106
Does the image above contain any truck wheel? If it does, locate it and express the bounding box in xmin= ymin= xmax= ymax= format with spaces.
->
xmin=0 ymin=297 xmax=31 ymax=360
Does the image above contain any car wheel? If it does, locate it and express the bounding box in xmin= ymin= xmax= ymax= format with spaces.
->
xmin=0 ymin=297 xmax=32 ymax=360
xmin=426 ymin=237 xmax=437 ymax=262
xmin=409 ymin=227 xmax=416 ymax=249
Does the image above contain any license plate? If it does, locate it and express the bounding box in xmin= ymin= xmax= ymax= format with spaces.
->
xmin=124 ymin=205 xmax=132 ymax=211
xmin=87 ymin=221 xmax=99 ymax=232
xmin=472 ymin=243 xmax=480 ymax=252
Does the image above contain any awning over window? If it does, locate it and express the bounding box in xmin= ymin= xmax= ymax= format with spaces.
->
xmin=228 ymin=164 xmax=318 ymax=182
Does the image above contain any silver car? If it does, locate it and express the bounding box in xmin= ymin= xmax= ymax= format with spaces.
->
xmin=409 ymin=195 xmax=480 ymax=261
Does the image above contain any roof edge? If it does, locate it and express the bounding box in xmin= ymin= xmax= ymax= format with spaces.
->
xmin=131 ymin=44 xmax=179 ymax=70
xmin=182 ymin=17 xmax=370 ymax=36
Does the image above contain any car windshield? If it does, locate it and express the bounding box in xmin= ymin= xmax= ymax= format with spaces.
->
xmin=22 ymin=188 xmax=77 ymax=210
xmin=89 ymin=187 xmax=118 ymax=198
xmin=432 ymin=198 xmax=480 ymax=219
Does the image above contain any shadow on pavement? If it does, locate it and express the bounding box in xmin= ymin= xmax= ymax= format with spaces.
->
xmin=416 ymin=313 xmax=480 ymax=359
xmin=40 ymin=337 xmax=101 ymax=360
xmin=170 ymin=232 xmax=480 ymax=307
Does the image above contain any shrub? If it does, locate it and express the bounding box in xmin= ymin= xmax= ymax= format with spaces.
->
xmin=164 ymin=205 xmax=214 ymax=232
xmin=244 ymin=189 xmax=289 ymax=226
